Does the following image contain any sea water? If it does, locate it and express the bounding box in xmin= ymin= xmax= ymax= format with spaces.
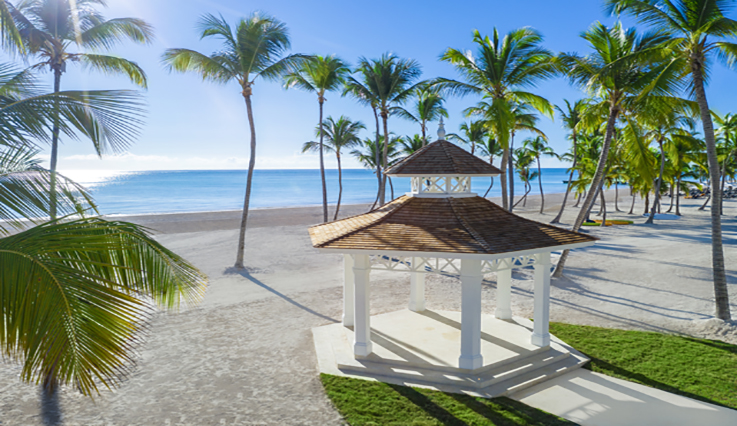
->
xmin=62 ymin=168 xmax=574 ymax=215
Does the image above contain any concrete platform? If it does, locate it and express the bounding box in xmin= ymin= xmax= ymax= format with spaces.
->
xmin=313 ymin=309 xmax=588 ymax=397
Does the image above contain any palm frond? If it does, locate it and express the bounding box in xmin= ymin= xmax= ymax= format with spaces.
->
xmin=80 ymin=17 xmax=154 ymax=50
xmin=79 ymin=54 xmax=148 ymax=88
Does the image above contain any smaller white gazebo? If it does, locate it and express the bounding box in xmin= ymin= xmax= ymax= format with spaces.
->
xmin=309 ymin=137 xmax=596 ymax=396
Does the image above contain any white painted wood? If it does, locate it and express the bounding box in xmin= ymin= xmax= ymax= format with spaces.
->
xmin=459 ymin=259 xmax=484 ymax=370
xmin=353 ymin=255 xmax=373 ymax=356
xmin=409 ymin=258 xmax=425 ymax=312
xmin=343 ymin=254 xmax=355 ymax=327
xmin=495 ymin=267 xmax=513 ymax=320
xmin=532 ymin=253 xmax=551 ymax=347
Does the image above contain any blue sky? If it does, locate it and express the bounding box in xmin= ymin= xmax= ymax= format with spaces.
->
xmin=16 ymin=0 xmax=737 ymax=171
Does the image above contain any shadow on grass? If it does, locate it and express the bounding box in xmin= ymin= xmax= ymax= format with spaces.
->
xmin=387 ymin=384 xmax=469 ymax=426
xmin=583 ymin=355 xmax=732 ymax=409
xmin=447 ymin=394 xmax=578 ymax=426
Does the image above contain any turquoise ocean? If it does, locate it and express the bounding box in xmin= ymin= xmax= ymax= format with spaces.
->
xmin=65 ymin=168 xmax=573 ymax=215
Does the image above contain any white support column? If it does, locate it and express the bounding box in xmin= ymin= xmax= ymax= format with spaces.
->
xmin=459 ymin=259 xmax=483 ymax=370
xmin=495 ymin=266 xmax=513 ymax=320
xmin=409 ymin=258 xmax=425 ymax=312
xmin=532 ymin=252 xmax=551 ymax=347
xmin=343 ymin=254 xmax=355 ymax=327
xmin=353 ymin=254 xmax=372 ymax=357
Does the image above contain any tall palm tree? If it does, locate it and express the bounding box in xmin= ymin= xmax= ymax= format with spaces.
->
xmin=163 ymin=13 xmax=306 ymax=269
xmin=398 ymin=134 xmax=425 ymax=156
xmin=302 ymin=116 xmax=364 ymax=220
xmin=552 ymin=99 xmax=587 ymax=223
xmin=713 ymin=112 xmax=737 ymax=213
xmin=553 ymin=22 xmax=682 ymax=277
xmin=391 ymin=83 xmax=448 ymax=145
xmin=436 ymin=27 xmax=556 ymax=211
xmin=285 ymin=55 xmax=349 ymax=223
xmin=605 ymin=0 xmax=737 ymax=321
xmin=5 ymin=0 xmax=153 ymax=218
xmin=447 ymin=120 xmax=487 ymax=155
xmin=523 ymin=136 xmax=558 ymax=213
xmin=346 ymin=54 xmax=421 ymax=205
xmin=0 ymin=66 xmax=207 ymax=398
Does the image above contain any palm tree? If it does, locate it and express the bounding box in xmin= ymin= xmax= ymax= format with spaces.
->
xmin=553 ymin=22 xmax=682 ymax=277
xmin=513 ymin=147 xmax=538 ymax=207
xmin=523 ymin=136 xmax=558 ymax=213
xmin=5 ymin=0 xmax=153 ymax=218
xmin=713 ymin=112 xmax=737 ymax=214
xmin=552 ymin=99 xmax=587 ymax=223
xmin=605 ymin=0 xmax=737 ymax=321
xmin=163 ymin=13 xmax=306 ymax=269
xmin=436 ymin=27 xmax=556 ymax=211
xmin=0 ymin=67 xmax=207 ymax=398
xmin=398 ymin=134 xmax=425 ymax=156
xmin=391 ymin=83 xmax=448 ymax=145
xmin=302 ymin=116 xmax=364 ymax=221
xmin=447 ymin=120 xmax=487 ymax=155
xmin=285 ymin=55 xmax=349 ymax=223
xmin=352 ymin=134 xmax=401 ymax=202
xmin=346 ymin=54 xmax=421 ymax=205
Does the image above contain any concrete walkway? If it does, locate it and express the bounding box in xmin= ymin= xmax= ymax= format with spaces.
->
xmin=511 ymin=369 xmax=737 ymax=426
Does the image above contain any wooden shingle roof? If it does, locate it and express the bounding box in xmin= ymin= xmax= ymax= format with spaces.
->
xmin=385 ymin=140 xmax=502 ymax=177
xmin=309 ymin=196 xmax=597 ymax=255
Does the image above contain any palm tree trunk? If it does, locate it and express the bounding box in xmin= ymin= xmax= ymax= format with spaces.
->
xmin=614 ymin=183 xmax=621 ymax=212
xmin=508 ymin=133 xmax=515 ymax=212
xmin=552 ymin=135 xmax=577 ymax=223
xmin=334 ymin=152 xmax=343 ymax=221
xmin=676 ymin=176 xmax=681 ymax=216
xmin=235 ymin=91 xmax=257 ymax=269
xmin=421 ymin=122 xmax=427 ymax=146
xmin=692 ymin=66 xmax=730 ymax=320
xmin=318 ymin=98 xmax=328 ymax=223
xmin=699 ymin=194 xmax=710 ymax=210
xmin=574 ymin=190 xmax=583 ymax=208
xmin=49 ymin=67 xmax=63 ymax=220
xmin=500 ymin=149 xmax=509 ymax=210
xmin=373 ymin=107 xmax=382 ymax=206
xmin=646 ymin=140 xmax=666 ymax=224
xmin=720 ymin=158 xmax=727 ymax=215
xmin=598 ymin=190 xmax=606 ymax=216
xmin=389 ymin=177 xmax=394 ymax=199
xmin=644 ymin=192 xmax=649 ymax=215
xmin=667 ymin=184 xmax=674 ymax=213
xmin=601 ymin=190 xmax=607 ymax=226
xmin=554 ymin=104 xmax=618 ymax=278
xmin=381 ymin=110 xmax=389 ymax=205
xmin=537 ymin=156 xmax=545 ymax=214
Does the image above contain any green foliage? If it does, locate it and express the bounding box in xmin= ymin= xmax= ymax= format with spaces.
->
xmin=549 ymin=322 xmax=737 ymax=409
xmin=302 ymin=115 xmax=365 ymax=155
xmin=321 ymin=374 xmax=577 ymax=426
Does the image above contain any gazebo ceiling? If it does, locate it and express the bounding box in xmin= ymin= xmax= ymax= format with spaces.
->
xmin=385 ymin=140 xmax=502 ymax=177
xmin=308 ymin=196 xmax=597 ymax=255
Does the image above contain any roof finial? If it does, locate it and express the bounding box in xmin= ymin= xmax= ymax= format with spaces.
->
xmin=437 ymin=117 xmax=446 ymax=140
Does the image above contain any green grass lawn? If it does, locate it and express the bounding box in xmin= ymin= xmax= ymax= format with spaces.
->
xmin=322 ymin=322 xmax=737 ymax=425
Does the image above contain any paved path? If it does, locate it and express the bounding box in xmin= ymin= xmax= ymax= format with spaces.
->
xmin=512 ymin=369 xmax=737 ymax=426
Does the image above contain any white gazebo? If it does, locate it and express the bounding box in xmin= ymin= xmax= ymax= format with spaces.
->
xmin=309 ymin=136 xmax=596 ymax=396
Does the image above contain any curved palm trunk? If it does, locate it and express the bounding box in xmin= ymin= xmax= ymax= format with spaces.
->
xmin=235 ymin=92 xmax=257 ymax=269
xmin=49 ymin=68 xmax=63 ymax=220
xmin=508 ymin=133 xmax=515 ymax=212
xmin=554 ymin=105 xmax=618 ymax=278
xmin=646 ymin=139 xmax=666 ymax=224
xmin=601 ymin=191 xmax=607 ymax=226
xmin=675 ymin=175 xmax=682 ymax=216
xmin=692 ymin=67 xmax=730 ymax=321
xmin=380 ymin=110 xmax=389 ymax=205
xmin=537 ymin=156 xmax=544 ymax=214
xmin=615 ymin=183 xmax=622 ymax=212
xmin=629 ymin=187 xmax=636 ymax=214
xmin=552 ymin=134 xmax=577 ymax=224
xmin=719 ymin=158 xmax=727 ymax=215
xmin=334 ymin=151 xmax=343 ymax=221
xmin=500 ymin=149 xmax=509 ymax=210
xmin=318 ymin=98 xmax=328 ymax=223
xmin=373 ymin=107 xmax=382 ymax=207
xmin=667 ymin=184 xmax=674 ymax=213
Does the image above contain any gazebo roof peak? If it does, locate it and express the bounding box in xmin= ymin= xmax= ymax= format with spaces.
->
xmin=385 ymin=140 xmax=502 ymax=177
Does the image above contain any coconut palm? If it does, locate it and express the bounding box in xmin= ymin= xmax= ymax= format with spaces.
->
xmin=513 ymin=147 xmax=538 ymax=207
xmin=4 ymin=0 xmax=153 ymax=218
xmin=523 ymin=136 xmax=558 ymax=213
xmin=606 ymin=0 xmax=737 ymax=321
xmin=436 ymin=27 xmax=556 ymax=211
xmin=713 ymin=112 xmax=737 ymax=213
xmin=552 ymin=99 xmax=588 ymax=223
xmin=553 ymin=22 xmax=683 ymax=277
xmin=285 ymin=55 xmax=349 ymax=223
xmin=391 ymin=83 xmax=448 ymax=145
xmin=447 ymin=120 xmax=487 ymax=155
xmin=302 ymin=116 xmax=364 ymax=221
xmin=346 ymin=54 xmax=421 ymax=205
xmin=163 ymin=13 xmax=306 ymax=269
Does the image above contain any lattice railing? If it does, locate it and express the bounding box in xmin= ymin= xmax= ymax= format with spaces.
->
xmin=369 ymin=253 xmax=549 ymax=275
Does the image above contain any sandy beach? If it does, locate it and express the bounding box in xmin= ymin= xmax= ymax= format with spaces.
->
xmin=1 ymin=191 xmax=735 ymax=425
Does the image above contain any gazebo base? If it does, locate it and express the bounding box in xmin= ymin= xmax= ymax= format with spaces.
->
xmin=313 ymin=309 xmax=588 ymax=398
